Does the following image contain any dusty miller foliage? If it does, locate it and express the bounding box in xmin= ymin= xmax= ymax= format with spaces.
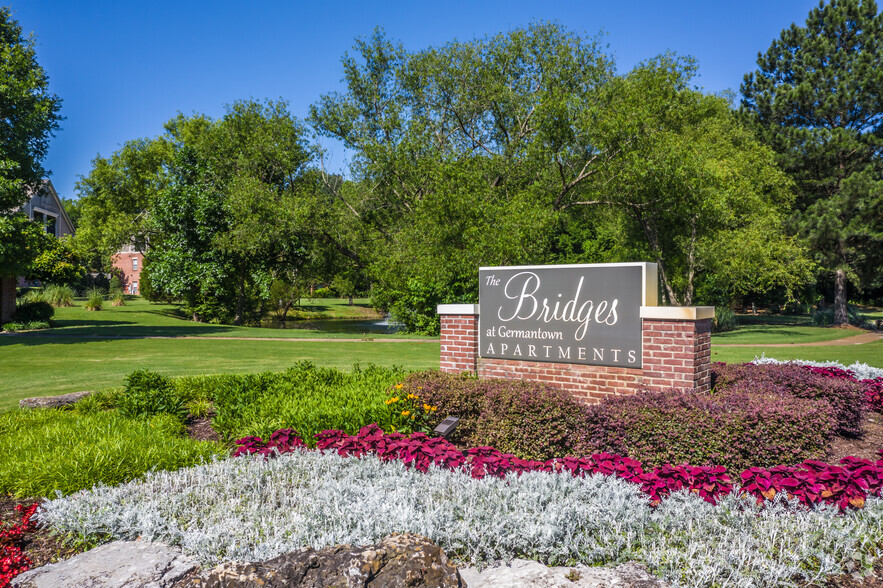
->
xmin=39 ymin=450 xmax=883 ymax=587
xmin=752 ymin=355 xmax=883 ymax=381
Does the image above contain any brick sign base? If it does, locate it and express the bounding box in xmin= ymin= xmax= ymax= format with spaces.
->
xmin=438 ymin=304 xmax=713 ymax=403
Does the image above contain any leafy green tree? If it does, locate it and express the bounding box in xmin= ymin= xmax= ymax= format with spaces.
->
xmin=74 ymin=138 xmax=172 ymax=263
xmin=147 ymin=100 xmax=320 ymax=325
xmin=312 ymin=26 xmax=813 ymax=330
xmin=29 ymin=234 xmax=85 ymax=285
xmin=0 ymin=7 xmax=62 ymax=213
xmin=741 ymin=0 xmax=883 ymax=325
xmin=0 ymin=213 xmax=45 ymax=276
xmin=603 ymin=56 xmax=814 ymax=305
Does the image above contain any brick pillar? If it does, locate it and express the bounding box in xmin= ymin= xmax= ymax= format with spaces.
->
xmin=640 ymin=306 xmax=714 ymax=393
xmin=437 ymin=304 xmax=479 ymax=374
xmin=0 ymin=276 xmax=16 ymax=324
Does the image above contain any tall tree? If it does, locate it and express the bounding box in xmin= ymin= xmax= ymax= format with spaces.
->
xmin=0 ymin=7 xmax=62 ymax=213
xmin=74 ymin=138 xmax=172 ymax=263
xmin=741 ymin=0 xmax=883 ymax=325
xmin=147 ymin=100 xmax=320 ymax=325
xmin=312 ymin=26 xmax=813 ymax=331
xmin=605 ymin=56 xmax=814 ymax=305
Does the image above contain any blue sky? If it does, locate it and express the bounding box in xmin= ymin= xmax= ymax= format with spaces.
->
xmin=12 ymin=0 xmax=820 ymax=200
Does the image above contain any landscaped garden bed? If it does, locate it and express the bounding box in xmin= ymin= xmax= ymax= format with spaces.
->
xmin=3 ymin=358 xmax=883 ymax=587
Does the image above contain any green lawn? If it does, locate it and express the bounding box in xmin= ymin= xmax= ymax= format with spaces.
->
xmin=29 ymin=297 xmax=427 ymax=339
xmin=3 ymin=298 xmax=881 ymax=411
xmin=0 ymin=337 xmax=440 ymax=410
xmin=711 ymin=341 xmax=883 ymax=366
xmin=711 ymin=313 xmax=867 ymax=345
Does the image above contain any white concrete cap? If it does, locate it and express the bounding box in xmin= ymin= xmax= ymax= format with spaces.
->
xmin=639 ymin=306 xmax=715 ymax=320
xmin=437 ymin=304 xmax=480 ymax=315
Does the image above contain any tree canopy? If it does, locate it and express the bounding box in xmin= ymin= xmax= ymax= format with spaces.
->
xmin=311 ymin=25 xmax=812 ymax=330
xmin=0 ymin=7 xmax=62 ymax=213
xmin=146 ymin=99 xmax=322 ymax=325
xmin=741 ymin=0 xmax=883 ymax=324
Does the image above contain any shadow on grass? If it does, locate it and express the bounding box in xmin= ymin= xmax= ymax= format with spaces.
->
xmin=713 ymin=327 xmax=821 ymax=340
xmin=0 ymin=323 xmax=238 ymax=345
xmin=733 ymin=314 xmax=814 ymax=327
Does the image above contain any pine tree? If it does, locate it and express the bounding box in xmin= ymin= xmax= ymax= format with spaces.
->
xmin=741 ymin=0 xmax=883 ymax=325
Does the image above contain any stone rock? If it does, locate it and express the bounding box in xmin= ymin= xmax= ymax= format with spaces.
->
xmin=458 ymin=559 xmax=670 ymax=588
xmin=178 ymin=532 xmax=462 ymax=588
xmin=12 ymin=540 xmax=199 ymax=588
xmin=19 ymin=390 xmax=93 ymax=409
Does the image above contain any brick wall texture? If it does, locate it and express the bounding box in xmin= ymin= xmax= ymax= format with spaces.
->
xmin=439 ymin=314 xmax=478 ymax=373
xmin=439 ymin=313 xmax=712 ymax=404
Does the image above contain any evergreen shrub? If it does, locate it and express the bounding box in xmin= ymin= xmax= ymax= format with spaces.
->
xmin=13 ymin=300 xmax=53 ymax=322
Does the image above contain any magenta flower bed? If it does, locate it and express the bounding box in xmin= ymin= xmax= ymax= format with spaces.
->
xmin=233 ymin=424 xmax=883 ymax=511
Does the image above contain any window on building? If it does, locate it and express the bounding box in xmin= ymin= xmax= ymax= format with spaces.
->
xmin=45 ymin=215 xmax=57 ymax=236
xmin=132 ymin=257 xmax=139 ymax=271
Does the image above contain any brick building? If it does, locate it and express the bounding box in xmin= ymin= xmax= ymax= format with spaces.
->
xmin=112 ymin=243 xmax=144 ymax=295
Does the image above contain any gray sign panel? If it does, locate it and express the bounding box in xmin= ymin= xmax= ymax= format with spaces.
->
xmin=478 ymin=263 xmax=655 ymax=368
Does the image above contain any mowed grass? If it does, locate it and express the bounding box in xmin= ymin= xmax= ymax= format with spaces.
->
xmin=3 ymin=298 xmax=881 ymax=411
xmin=712 ymin=340 xmax=883 ymax=366
xmin=711 ymin=313 xmax=869 ymax=345
xmin=0 ymin=337 xmax=440 ymax=410
xmin=35 ymin=297 xmax=425 ymax=339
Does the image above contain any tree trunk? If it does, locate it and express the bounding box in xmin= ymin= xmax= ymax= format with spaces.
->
xmin=233 ymin=274 xmax=245 ymax=326
xmin=834 ymin=269 xmax=848 ymax=326
xmin=348 ymin=295 xmax=353 ymax=306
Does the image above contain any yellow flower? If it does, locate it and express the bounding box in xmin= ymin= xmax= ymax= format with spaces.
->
xmin=401 ymin=410 xmax=410 ymax=417
xmin=407 ymin=394 xmax=418 ymax=400
xmin=423 ymin=403 xmax=432 ymax=412
xmin=394 ymin=384 xmax=403 ymax=389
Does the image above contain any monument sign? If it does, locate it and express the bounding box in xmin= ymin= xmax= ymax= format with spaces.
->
xmin=478 ymin=263 xmax=657 ymax=368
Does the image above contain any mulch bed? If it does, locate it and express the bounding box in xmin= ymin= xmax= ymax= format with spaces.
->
xmin=4 ymin=413 xmax=883 ymax=586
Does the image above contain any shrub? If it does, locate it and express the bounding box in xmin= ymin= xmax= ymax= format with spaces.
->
xmin=473 ymin=383 xmax=592 ymax=461
xmin=118 ymin=370 xmax=187 ymax=422
xmin=84 ymin=288 xmax=104 ymax=311
xmin=13 ymin=300 xmax=53 ymax=323
xmin=712 ymin=306 xmax=737 ymax=333
xmin=712 ymin=362 xmax=865 ymax=437
xmin=583 ymin=389 xmax=835 ymax=471
xmin=42 ymin=284 xmax=75 ymax=307
xmin=0 ymin=320 xmax=50 ymax=332
xmin=111 ymin=292 xmax=126 ymax=306
xmin=0 ymin=409 xmax=223 ymax=498
xmin=396 ymin=371 xmax=488 ymax=444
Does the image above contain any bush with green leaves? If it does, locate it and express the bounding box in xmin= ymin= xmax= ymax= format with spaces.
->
xmin=13 ymin=300 xmax=53 ymax=322
xmin=0 ymin=408 xmax=223 ymax=498
xmin=118 ymin=370 xmax=188 ymax=422
xmin=0 ymin=320 xmax=50 ymax=332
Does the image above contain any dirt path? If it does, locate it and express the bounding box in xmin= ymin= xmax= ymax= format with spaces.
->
xmin=714 ymin=331 xmax=882 ymax=348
